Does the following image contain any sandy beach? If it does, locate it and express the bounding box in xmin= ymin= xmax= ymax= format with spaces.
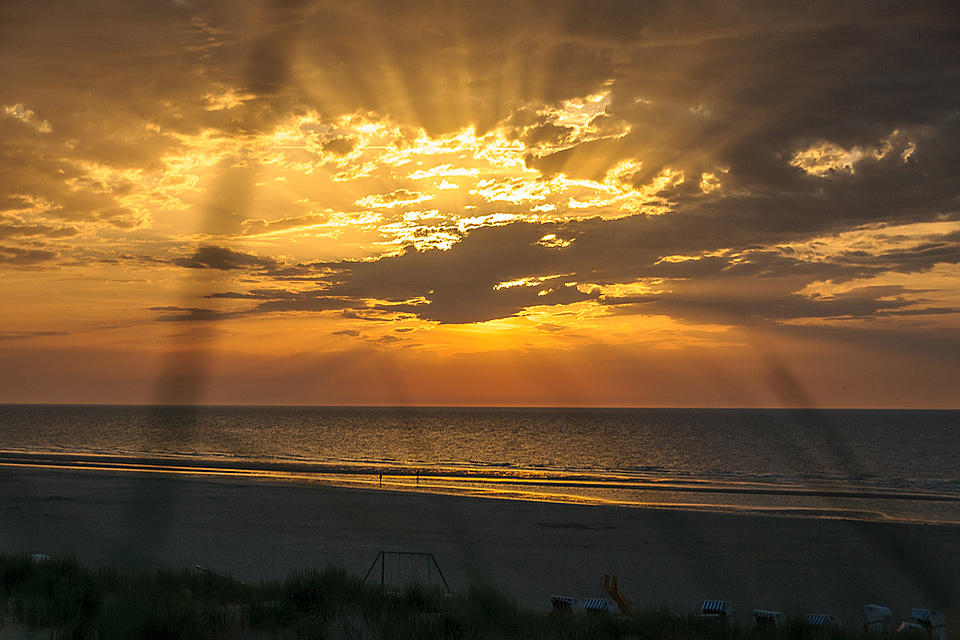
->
xmin=1 ymin=466 xmax=958 ymax=626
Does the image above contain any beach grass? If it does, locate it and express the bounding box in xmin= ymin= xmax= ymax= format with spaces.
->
xmin=0 ymin=554 xmax=899 ymax=639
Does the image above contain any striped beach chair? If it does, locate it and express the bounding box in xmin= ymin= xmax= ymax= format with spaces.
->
xmin=550 ymin=596 xmax=580 ymax=614
xmin=806 ymin=613 xmax=843 ymax=629
xmin=754 ymin=609 xmax=786 ymax=628
xmin=583 ymin=598 xmax=611 ymax=614
xmin=700 ymin=600 xmax=734 ymax=620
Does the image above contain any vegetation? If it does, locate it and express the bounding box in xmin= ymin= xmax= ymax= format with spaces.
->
xmin=0 ymin=554 xmax=894 ymax=639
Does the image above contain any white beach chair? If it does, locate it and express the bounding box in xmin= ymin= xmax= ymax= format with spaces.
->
xmin=898 ymin=622 xmax=930 ymax=637
xmin=864 ymin=605 xmax=892 ymax=634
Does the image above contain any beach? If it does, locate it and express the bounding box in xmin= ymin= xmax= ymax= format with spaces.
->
xmin=1 ymin=466 xmax=958 ymax=626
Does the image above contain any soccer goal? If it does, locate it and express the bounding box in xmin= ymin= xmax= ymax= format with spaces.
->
xmin=362 ymin=550 xmax=452 ymax=595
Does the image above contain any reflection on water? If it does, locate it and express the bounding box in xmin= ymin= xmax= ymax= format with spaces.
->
xmin=1 ymin=405 xmax=958 ymax=523
xmin=1 ymin=443 xmax=958 ymax=523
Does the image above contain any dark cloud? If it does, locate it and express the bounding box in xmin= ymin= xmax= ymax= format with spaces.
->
xmin=303 ymin=226 xmax=599 ymax=323
xmin=846 ymin=238 xmax=960 ymax=276
xmin=172 ymin=245 xmax=280 ymax=270
xmin=887 ymin=307 xmax=960 ymax=317
xmin=602 ymin=283 xmax=945 ymax=326
xmin=0 ymin=195 xmax=36 ymax=211
xmin=0 ymin=244 xmax=58 ymax=266
xmin=322 ymin=136 xmax=356 ymax=156
xmin=0 ymin=222 xmax=79 ymax=239
xmin=241 ymin=214 xmax=327 ymax=236
xmin=151 ymin=307 xmax=231 ymax=322
xmin=155 ymin=291 xmax=365 ymax=322
xmin=202 ymin=222 xmax=595 ymax=323
xmin=222 ymin=216 xmax=959 ymax=326
xmin=0 ymin=330 xmax=70 ymax=341
xmin=207 ymin=288 xmax=306 ymax=300
xmin=252 ymin=296 xmax=365 ymax=314
xmin=206 ymin=291 xmax=268 ymax=300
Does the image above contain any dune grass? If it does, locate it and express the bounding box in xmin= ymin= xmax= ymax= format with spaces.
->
xmin=0 ymin=554 xmax=888 ymax=639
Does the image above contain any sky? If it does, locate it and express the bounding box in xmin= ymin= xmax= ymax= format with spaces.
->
xmin=1 ymin=0 xmax=958 ymax=407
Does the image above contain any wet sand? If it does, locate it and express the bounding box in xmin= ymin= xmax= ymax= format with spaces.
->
xmin=1 ymin=466 xmax=958 ymax=625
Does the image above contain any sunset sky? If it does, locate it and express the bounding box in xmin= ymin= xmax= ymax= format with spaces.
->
xmin=1 ymin=0 xmax=958 ymax=407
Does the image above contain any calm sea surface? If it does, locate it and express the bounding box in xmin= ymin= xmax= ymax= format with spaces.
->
xmin=1 ymin=405 xmax=958 ymax=523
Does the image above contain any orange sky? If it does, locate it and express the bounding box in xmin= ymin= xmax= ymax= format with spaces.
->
xmin=1 ymin=1 xmax=958 ymax=407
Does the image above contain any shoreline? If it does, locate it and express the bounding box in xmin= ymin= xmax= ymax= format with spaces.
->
xmin=2 ymin=450 xmax=958 ymax=525
xmin=2 ymin=465 xmax=959 ymax=626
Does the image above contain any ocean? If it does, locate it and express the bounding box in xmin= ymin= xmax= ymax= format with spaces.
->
xmin=1 ymin=405 xmax=958 ymax=524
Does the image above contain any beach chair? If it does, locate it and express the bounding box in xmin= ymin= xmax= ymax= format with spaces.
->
xmin=550 ymin=596 xmax=580 ymax=615
xmin=864 ymin=605 xmax=892 ymax=634
xmin=898 ymin=622 xmax=930 ymax=637
xmin=806 ymin=614 xmax=843 ymax=629
xmin=583 ymin=598 xmax=612 ymax=614
xmin=754 ymin=609 xmax=786 ymax=628
xmin=897 ymin=609 xmax=946 ymax=640
xmin=700 ymin=600 xmax=734 ymax=620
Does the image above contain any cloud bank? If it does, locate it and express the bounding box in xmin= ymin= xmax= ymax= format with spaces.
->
xmin=1 ymin=0 xmax=958 ymax=405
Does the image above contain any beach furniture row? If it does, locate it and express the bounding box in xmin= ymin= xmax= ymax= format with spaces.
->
xmin=551 ymin=579 xmax=946 ymax=638
xmin=710 ymin=602 xmax=945 ymax=637
xmin=757 ymin=606 xmax=946 ymax=638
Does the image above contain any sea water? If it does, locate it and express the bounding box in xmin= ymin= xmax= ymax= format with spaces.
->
xmin=1 ymin=405 xmax=958 ymax=523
